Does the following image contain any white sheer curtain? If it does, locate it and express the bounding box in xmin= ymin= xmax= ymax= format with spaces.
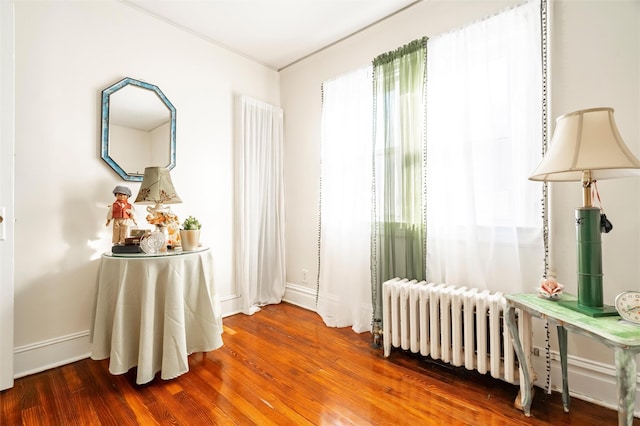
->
xmin=235 ymin=96 xmax=286 ymax=315
xmin=425 ymin=0 xmax=544 ymax=294
xmin=317 ymin=65 xmax=373 ymax=332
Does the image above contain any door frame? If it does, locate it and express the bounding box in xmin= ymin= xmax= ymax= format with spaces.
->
xmin=0 ymin=0 xmax=15 ymax=391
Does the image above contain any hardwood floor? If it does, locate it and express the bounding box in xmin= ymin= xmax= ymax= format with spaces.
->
xmin=1 ymin=302 xmax=636 ymax=425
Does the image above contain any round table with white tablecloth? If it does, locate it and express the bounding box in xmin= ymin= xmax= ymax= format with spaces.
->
xmin=90 ymin=248 xmax=223 ymax=384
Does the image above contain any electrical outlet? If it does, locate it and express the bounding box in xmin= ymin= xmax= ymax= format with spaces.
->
xmin=302 ymin=269 xmax=308 ymax=283
xmin=533 ymin=347 xmax=540 ymax=357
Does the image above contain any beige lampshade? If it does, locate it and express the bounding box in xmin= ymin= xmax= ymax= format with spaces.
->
xmin=134 ymin=166 xmax=182 ymax=205
xmin=529 ymin=107 xmax=640 ymax=182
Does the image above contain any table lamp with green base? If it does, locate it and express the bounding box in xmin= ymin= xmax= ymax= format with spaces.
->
xmin=529 ymin=107 xmax=640 ymax=317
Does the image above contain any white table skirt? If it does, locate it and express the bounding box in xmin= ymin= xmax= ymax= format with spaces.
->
xmin=90 ymin=248 xmax=224 ymax=384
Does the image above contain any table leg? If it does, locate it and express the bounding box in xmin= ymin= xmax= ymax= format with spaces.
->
xmin=614 ymin=347 xmax=636 ymax=426
xmin=506 ymin=305 xmax=532 ymax=416
xmin=556 ymin=325 xmax=569 ymax=412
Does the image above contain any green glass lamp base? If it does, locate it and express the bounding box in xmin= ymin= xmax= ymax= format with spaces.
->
xmin=572 ymin=207 xmax=618 ymax=317
xmin=558 ymin=300 xmax=619 ymax=317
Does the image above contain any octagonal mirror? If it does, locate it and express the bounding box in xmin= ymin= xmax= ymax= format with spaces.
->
xmin=100 ymin=77 xmax=176 ymax=182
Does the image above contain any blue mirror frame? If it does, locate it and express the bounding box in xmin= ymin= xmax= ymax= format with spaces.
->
xmin=100 ymin=77 xmax=176 ymax=182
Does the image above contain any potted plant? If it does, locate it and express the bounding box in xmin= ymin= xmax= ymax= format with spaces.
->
xmin=180 ymin=215 xmax=201 ymax=251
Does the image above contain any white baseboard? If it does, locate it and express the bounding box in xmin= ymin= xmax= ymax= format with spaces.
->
xmin=14 ymin=331 xmax=92 ymax=379
xmin=219 ymin=293 xmax=243 ymax=317
xmin=282 ymin=282 xmax=317 ymax=311
xmin=531 ymin=346 xmax=640 ymax=417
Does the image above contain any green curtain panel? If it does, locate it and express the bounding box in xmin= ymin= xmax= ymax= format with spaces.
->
xmin=371 ymin=38 xmax=427 ymax=326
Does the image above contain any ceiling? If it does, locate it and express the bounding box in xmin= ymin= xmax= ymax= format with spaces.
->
xmin=122 ymin=0 xmax=420 ymax=70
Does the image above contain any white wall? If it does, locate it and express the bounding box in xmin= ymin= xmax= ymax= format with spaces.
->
xmin=13 ymin=0 xmax=279 ymax=376
xmin=280 ymin=0 xmax=640 ymax=413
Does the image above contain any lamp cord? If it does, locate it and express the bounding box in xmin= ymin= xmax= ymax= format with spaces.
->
xmin=592 ymin=181 xmax=604 ymax=212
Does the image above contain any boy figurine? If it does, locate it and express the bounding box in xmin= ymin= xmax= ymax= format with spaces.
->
xmin=106 ymin=185 xmax=137 ymax=245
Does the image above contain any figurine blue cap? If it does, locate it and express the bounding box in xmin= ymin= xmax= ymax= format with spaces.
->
xmin=112 ymin=185 xmax=132 ymax=197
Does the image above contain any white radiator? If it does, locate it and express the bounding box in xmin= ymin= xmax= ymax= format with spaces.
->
xmin=382 ymin=278 xmax=531 ymax=385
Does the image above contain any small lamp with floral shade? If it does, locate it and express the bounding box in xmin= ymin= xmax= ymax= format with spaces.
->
xmin=134 ymin=166 xmax=182 ymax=251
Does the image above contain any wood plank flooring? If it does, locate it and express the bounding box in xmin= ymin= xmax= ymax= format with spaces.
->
xmin=1 ymin=302 xmax=637 ymax=425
